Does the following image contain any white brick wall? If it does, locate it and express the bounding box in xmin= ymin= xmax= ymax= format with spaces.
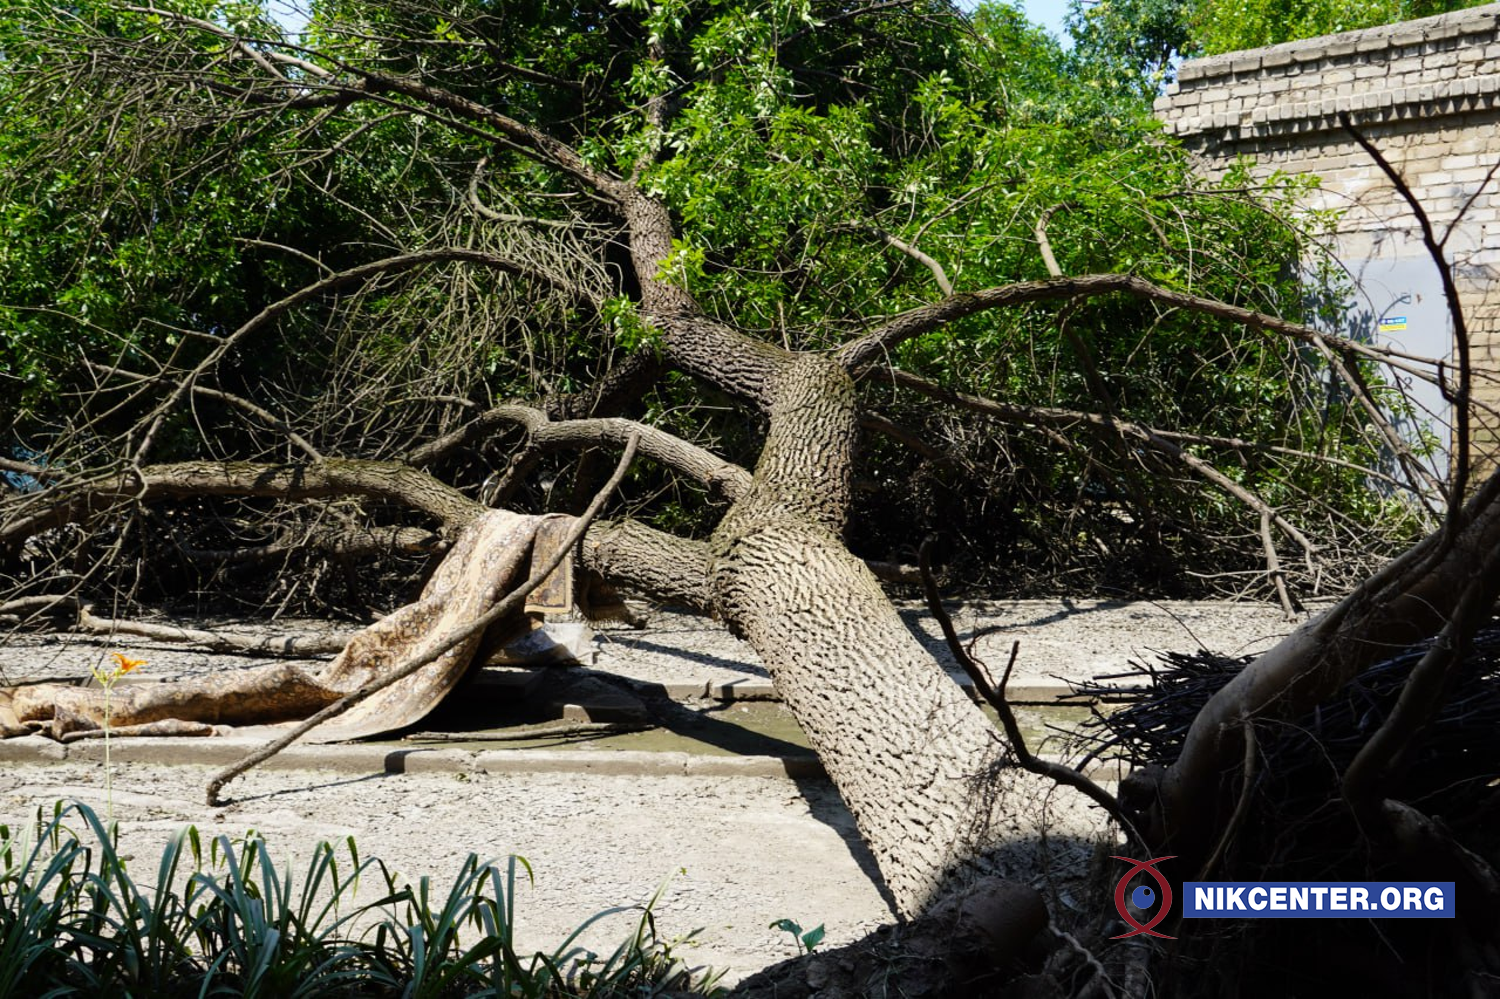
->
xmin=1155 ymin=3 xmax=1500 ymax=431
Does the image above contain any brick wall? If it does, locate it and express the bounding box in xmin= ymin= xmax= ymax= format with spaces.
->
xmin=1153 ymin=5 xmax=1500 ymax=468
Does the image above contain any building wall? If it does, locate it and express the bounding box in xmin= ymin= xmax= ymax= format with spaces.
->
xmin=1153 ymin=4 xmax=1500 ymax=469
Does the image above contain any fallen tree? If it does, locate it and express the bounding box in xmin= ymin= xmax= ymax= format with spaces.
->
xmin=3 ymin=1 xmax=1497 ymax=993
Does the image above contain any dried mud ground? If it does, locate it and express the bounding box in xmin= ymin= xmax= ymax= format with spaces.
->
xmin=0 ymin=598 xmax=1321 ymax=984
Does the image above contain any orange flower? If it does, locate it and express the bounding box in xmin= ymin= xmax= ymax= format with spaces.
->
xmin=110 ymin=652 xmax=145 ymax=675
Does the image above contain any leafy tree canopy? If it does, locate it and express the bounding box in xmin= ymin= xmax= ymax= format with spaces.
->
xmin=0 ymin=0 xmax=1421 ymax=605
xmin=1067 ymin=0 xmax=1491 ymax=91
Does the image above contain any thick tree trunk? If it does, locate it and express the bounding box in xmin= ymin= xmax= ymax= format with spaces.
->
xmin=706 ymin=356 xmax=1081 ymax=917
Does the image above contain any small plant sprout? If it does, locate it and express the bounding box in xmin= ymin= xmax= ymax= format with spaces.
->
xmin=91 ymin=653 xmax=144 ymax=823
xmin=769 ymin=918 xmax=825 ymax=955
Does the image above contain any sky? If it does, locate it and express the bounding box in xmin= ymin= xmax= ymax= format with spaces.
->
xmin=962 ymin=0 xmax=1076 ymax=49
xmin=1015 ymin=0 xmax=1075 ymax=44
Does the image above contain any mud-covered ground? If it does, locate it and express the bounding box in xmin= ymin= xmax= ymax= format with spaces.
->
xmin=0 ymin=597 xmax=1320 ymax=691
xmin=0 ymin=598 xmax=1321 ymax=983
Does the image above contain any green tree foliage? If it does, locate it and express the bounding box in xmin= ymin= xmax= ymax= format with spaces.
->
xmin=0 ymin=0 xmax=1419 ymax=602
xmin=1 ymin=2 xmax=292 ymax=415
xmin=1187 ymin=0 xmax=1490 ymax=56
xmin=1067 ymin=0 xmax=1490 ymax=86
xmin=1067 ymin=0 xmax=1191 ymax=94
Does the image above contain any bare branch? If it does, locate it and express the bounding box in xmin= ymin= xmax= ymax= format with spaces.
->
xmin=1195 ymin=715 xmax=1257 ymax=881
xmin=875 ymin=229 xmax=953 ymax=296
xmin=1260 ymin=510 xmax=1299 ymax=619
xmin=918 ymin=540 xmax=1140 ymax=845
xmin=1034 ymin=203 xmax=1074 ymax=279
xmin=0 ymin=458 xmax=55 ymax=482
xmin=835 ymin=272 xmax=1444 ymax=382
xmin=466 ymin=156 xmax=601 ymax=230
xmin=857 ymin=411 xmax=951 ymax=464
xmin=1141 ymin=468 xmax=1500 ymax=855
xmin=123 ymin=5 xmax=622 ymax=199
xmin=2 ymin=459 xmax=484 ymax=546
xmin=888 ymin=369 xmax=1320 ymax=565
xmin=0 ymin=594 xmax=347 ymax=655
xmin=189 ymin=386 xmax=322 ymax=460
xmin=1341 ymin=115 xmax=1473 ymax=533
xmin=239 ymin=238 xmax=335 ymax=277
xmin=132 ymin=248 xmax=589 ymax=461
xmin=407 ymin=404 xmax=751 ymax=501
xmin=1309 ymin=338 xmax=1444 ymax=505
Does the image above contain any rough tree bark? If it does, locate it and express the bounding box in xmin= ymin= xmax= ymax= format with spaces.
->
xmin=705 ymin=354 xmax=1073 ymax=915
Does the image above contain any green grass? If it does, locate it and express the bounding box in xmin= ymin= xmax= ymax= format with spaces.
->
xmin=0 ymin=801 xmax=723 ymax=998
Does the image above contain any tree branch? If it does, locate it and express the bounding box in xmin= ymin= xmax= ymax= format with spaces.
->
xmin=835 ymin=273 xmax=1444 ymax=383
xmin=466 ymin=156 xmax=602 ymax=229
xmin=2 ymin=459 xmax=484 ymax=546
xmin=1034 ymin=203 xmax=1074 ymax=280
xmin=874 ymin=228 xmax=952 ymax=296
xmin=1308 ymin=339 xmax=1445 ymax=504
xmin=407 ymin=404 xmax=751 ymax=501
xmin=918 ymin=540 xmax=1140 ymax=845
xmin=857 ymin=411 xmax=951 ymax=464
xmin=579 ymin=519 xmax=714 ymax=613
xmin=1136 ymin=468 xmax=1500 ymax=858
xmin=177 ymin=525 xmax=442 ymax=564
xmin=1341 ymin=115 xmax=1473 ymax=531
xmin=1341 ymin=536 xmax=1500 ymax=829
xmin=887 ymin=369 xmax=1320 ymax=572
xmin=133 ymin=247 xmax=588 ymax=461
xmin=124 ymin=5 xmax=625 ymax=201
xmin=0 ymin=594 xmax=348 ymax=655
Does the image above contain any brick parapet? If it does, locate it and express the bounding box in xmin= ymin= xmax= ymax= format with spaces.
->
xmin=1155 ymin=5 xmax=1500 ymax=145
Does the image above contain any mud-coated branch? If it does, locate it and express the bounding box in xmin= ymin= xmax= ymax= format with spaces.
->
xmin=205 ymin=434 xmax=640 ymax=805
xmin=179 ymin=525 xmax=443 ymax=565
xmin=0 ymin=594 xmax=349 ymax=655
